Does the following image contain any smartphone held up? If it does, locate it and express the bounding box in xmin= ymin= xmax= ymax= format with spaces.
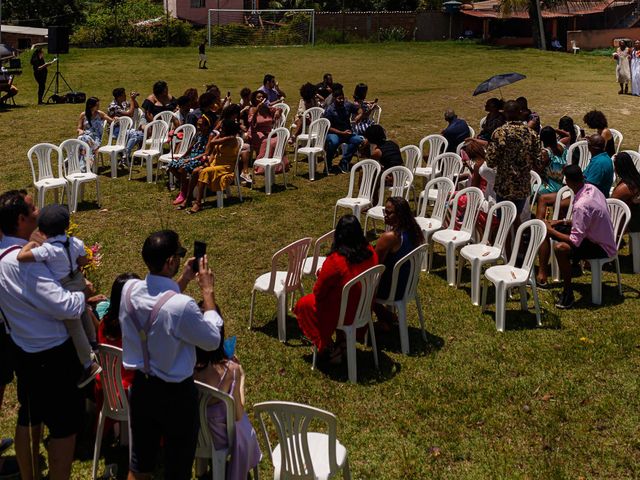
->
xmin=193 ymin=241 xmax=207 ymax=272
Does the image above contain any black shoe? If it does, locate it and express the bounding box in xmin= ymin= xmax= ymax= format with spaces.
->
xmin=555 ymin=290 xmax=575 ymax=309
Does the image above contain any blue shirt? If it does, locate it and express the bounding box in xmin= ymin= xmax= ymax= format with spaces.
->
xmin=442 ymin=118 xmax=470 ymax=152
xmin=322 ymin=100 xmax=359 ymax=133
xmin=258 ymin=85 xmax=280 ymax=104
xmin=583 ymin=152 xmax=614 ymax=198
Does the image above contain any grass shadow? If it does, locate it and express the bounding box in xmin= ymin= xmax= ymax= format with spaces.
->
xmin=374 ymin=327 xmax=445 ymax=356
xmin=252 ymin=312 xmax=303 ymax=344
xmin=302 ymin=348 xmax=401 ymax=386
xmin=481 ymin=289 xmax=561 ymax=331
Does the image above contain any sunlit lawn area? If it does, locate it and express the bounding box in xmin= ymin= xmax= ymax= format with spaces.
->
xmin=0 ymin=41 xmax=639 ymax=479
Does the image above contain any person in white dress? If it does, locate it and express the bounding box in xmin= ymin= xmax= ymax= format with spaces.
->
xmin=613 ymin=40 xmax=631 ymax=94
xmin=631 ymin=40 xmax=640 ymax=96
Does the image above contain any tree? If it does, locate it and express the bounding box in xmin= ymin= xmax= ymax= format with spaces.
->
xmin=2 ymin=0 xmax=86 ymax=27
xmin=500 ymin=0 xmax=546 ymax=50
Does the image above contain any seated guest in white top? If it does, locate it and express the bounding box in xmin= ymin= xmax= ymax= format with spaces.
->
xmin=120 ymin=230 xmax=223 ymax=480
xmin=0 ymin=189 xmax=87 ymax=480
xmin=257 ymin=73 xmax=285 ymax=104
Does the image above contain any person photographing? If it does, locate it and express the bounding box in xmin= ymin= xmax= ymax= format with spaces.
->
xmin=30 ymin=47 xmax=56 ymax=105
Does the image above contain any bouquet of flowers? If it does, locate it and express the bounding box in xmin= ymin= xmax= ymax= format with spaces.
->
xmin=67 ymin=221 xmax=103 ymax=276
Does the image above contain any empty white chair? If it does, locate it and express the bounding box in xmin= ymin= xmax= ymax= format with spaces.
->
xmin=415 ymin=177 xmax=455 ymax=271
xmin=567 ymin=140 xmax=591 ymax=171
xmin=156 ymin=123 xmax=196 ymax=185
xmin=400 ymin=144 xmax=421 ymax=203
xmin=249 ymin=237 xmax=311 ymax=343
xmin=294 ymin=106 xmax=325 ymax=150
xmin=272 ymin=103 xmax=290 ymax=129
xmin=27 ymin=143 xmax=71 ymax=209
xmin=61 ymin=139 xmax=101 ymax=213
xmin=130 ymin=119 xmax=169 ymax=183
xmin=419 ymin=153 xmax=463 ymax=203
xmin=254 ymin=401 xmax=351 ymax=480
xmin=98 ymin=116 xmax=133 ymax=178
xmin=415 ymin=134 xmax=447 ymax=181
xmin=587 ymin=198 xmax=630 ymax=305
xmin=610 ymin=128 xmax=623 ymax=153
xmin=374 ymin=244 xmax=428 ymax=355
xmin=363 ymin=166 xmax=413 ymax=235
xmin=311 ymin=264 xmax=384 ymax=383
xmin=92 ymin=345 xmax=129 ymax=480
xmin=481 ymin=219 xmax=547 ymax=332
xmin=253 ymin=127 xmax=290 ymax=195
xmin=333 ymin=159 xmax=381 ymax=226
xmin=549 ymin=186 xmax=575 ymax=282
xmin=303 ymin=229 xmax=334 ymax=278
xmin=295 ymin=118 xmax=330 ymax=181
xmin=150 ymin=111 xmax=176 ymax=144
xmin=431 ymin=187 xmax=485 ymax=286
xmin=571 ymin=39 xmax=580 ymax=54
xmin=458 ymin=201 xmax=517 ymax=305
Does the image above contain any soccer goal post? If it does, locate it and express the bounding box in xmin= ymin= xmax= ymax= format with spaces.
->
xmin=207 ymin=9 xmax=315 ymax=47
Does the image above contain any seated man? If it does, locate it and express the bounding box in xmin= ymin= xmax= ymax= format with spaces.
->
xmin=441 ymin=109 xmax=471 ymax=152
xmin=322 ymin=88 xmax=364 ymax=173
xmin=583 ymin=133 xmax=614 ymax=198
xmin=107 ymin=87 xmax=143 ymax=163
xmin=257 ymin=74 xmax=285 ymax=104
xmin=536 ymin=164 xmax=617 ymax=309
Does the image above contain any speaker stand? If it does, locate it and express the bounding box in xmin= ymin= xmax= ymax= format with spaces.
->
xmin=45 ymin=59 xmax=73 ymax=103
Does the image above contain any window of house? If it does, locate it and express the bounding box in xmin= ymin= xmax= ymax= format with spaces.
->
xmin=191 ymin=0 xmax=205 ymax=7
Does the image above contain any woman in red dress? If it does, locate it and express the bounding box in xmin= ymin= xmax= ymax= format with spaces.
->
xmin=294 ymin=215 xmax=378 ymax=363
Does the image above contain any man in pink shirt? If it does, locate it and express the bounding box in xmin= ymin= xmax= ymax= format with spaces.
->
xmin=537 ymin=164 xmax=617 ymax=309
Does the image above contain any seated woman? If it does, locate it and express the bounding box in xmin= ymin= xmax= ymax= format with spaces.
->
xmin=248 ymin=90 xmax=288 ymax=175
xmin=361 ymin=124 xmax=402 ymax=173
xmin=77 ymin=96 xmax=114 ymax=172
xmin=193 ymin=328 xmax=261 ymax=480
xmin=351 ymin=83 xmax=376 ymax=136
xmin=142 ymin=80 xmax=178 ymax=127
xmin=291 ymin=82 xmax=319 ymax=144
xmin=476 ymin=97 xmax=505 ymax=144
xmin=374 ymin=197 xmax=425 ymax=329
xmin=294 ymin=215 xmax=378 ymax=364
xmin=171 ymin=115 xmax=212 ymax=208
xmin=583 ymin=109 xmax=614 ymax=157
xmin=612 ymin=152 xmax=640 ymax=234
xmin=534 ymin=126 xmax=570 ymax=219
xmin=189 ymin=120 xmax=241 ymax=214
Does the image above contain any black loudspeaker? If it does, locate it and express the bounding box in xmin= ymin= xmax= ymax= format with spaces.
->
xmin=48 ymin=26 xmax=69 ymax=54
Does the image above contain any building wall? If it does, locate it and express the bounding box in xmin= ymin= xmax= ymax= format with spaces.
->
xmin=0 ymin=32 xmax=47 ymax=50
xmin=567 ymin=27 xmax=640 ymax=50
xmin=170 ymin=0 xmax=244 ymax=26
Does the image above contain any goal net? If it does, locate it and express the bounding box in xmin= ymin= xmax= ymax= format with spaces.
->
xmin=207 ymin=9 xmax=315 ymax=47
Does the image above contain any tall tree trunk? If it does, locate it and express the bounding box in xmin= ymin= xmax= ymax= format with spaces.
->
xmin=529 ymin=0 xmax=547 ymax=50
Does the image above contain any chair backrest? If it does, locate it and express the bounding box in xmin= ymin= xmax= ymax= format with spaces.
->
xmin=481 ymin=201 xmax=517 ymax=252
xmin=171 ymin=123 xmax=196 ymax=157
xmin=432 ymin=153 xmax=463 ymax=184
xmin=234 ymin=136 xmax=244 ymax=178
xmin=144 ymin=119 xmax=170 ymax=152
xmin=300 ymin=106 xmax=325 ymax=136
xmin=153 ymin=110 xmax=176 ymax=127
xmin=254 ymin=401 xmax=341 ymax=479
xmin=111 ymin=116 xmax=133 ymax=148
xmin=468 ymin=125 xmax=476 ymax=138
xmin=479 ymin=115 xmax=487 ymax=130
xmin=621 ymin=150 xmax=640 ymax=173
xmin=272 ymin=103 xmax=290 ymax=129
xmin=552 ymin=185 xmax=575 ymax=221
xmin=567 ymin=140 xmax=591 ymax=171
xmin=305 ymin=118 xmax=330 ymax=149
xmin=347 ymin=159 xmax=381 ymax=201
xmin=337 ymin=264 xmax=385 ymax=330
xmin=418 ymin=134 xmax=448 ymax=168
xmin=530 ymin=170 xmax=542 ymax=205
xmin=607 ymin=198 xmax=631 ymax=250
xmin=370 ymin=104 xmax=382 ymax=124
xmin=60 ymin=138 xmax=92 ymax=176
xmin=27 ymin=143 xmax=63 ymax=183
xmin=268 ymin=237 xmax=312 ymax=294
xmin=308 ymin=229 xmax=334 ymax=275
xmin=95 ymin=344 xmax=129 ymax=422
xmin=194 ymin=380 xmax=235 ymax=460
xmin=417 ymin=177 xmax=455 ymax=220
xmin=374 ymin=166 xmax=413 ymax=206
xmin=264 ymin=127 xmax=290 ymax=160
xmin=400 ymin=145 xmax=421 ymax=174
xmin=447 ymin=186 xmax=485 ymax=234
xmin=610 ymin=128 xmax=623 ymax=153
xmin=455 ymin=142 xmax=465 ymax=157
xmin=507 ymin=219 xmax=547 ymax=273
xmin=132 ymin=108 xmax=145 ymax=130
xmin=574 ymin=124 xmax=582 ymax=139
xmin=378 ymin=244 xmax=427 ymax=304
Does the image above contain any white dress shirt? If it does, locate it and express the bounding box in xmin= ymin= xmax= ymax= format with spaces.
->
xmin=31 ymin=234 xmax=86 ymax=280
xmin=119 ymin=274 xmax=223 ymax=383
xmin=0 ymin=236 xmax=86 ymax=352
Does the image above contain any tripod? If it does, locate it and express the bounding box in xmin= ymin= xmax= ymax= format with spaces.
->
xmin=45 ymin=57 xmax=73 ymax=103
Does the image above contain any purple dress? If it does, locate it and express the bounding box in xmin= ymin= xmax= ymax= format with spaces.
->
xmin=206 ymin=364 xmax=262 ymax=480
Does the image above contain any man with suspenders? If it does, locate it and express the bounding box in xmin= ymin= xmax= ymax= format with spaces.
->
xmin=120 ymin=230 xmax=223 ymax=480
xmin=0 ymin=190 xmax=87 ymax=480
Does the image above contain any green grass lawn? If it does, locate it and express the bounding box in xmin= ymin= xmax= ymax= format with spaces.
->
xmin=1 ymin=41 xmax=639 ymax=479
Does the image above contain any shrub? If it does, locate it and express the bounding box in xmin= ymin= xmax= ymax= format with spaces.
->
xmin=379 ymin=26 xmax=409 ymax=42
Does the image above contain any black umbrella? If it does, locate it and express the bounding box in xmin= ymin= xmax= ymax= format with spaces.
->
xmin=473 ymin=73 xmax=526 ymax=96
xmin=0 ymin=44 xmax=15 ymax=61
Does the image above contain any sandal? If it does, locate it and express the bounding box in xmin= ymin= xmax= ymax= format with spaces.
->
xmin=187 ymin=202 xmax=202 ymax=214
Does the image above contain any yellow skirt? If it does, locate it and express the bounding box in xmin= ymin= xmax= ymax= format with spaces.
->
xmin=198 ymin=163 xmax=235 ymax=192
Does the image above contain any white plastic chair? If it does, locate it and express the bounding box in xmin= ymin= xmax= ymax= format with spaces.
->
xmin=92 ymin=345 xmax=129 ymax=480
xmin=610 ymin=128 xmax=623 ymax=153
xmin=253 ymin=127 xmax=290 ymax=195
xmin=156 ymin=123 xmax=196 ymax=185
xmin=549 ymin=186 xmax=575 ymax=282
xmin=587 ymin=198 xmax=630 ymax=305
xmin=295 ymin=118 xmax=330 ymax=181
xmin=530 ymin=170 xmax=542 ymax=207
xmin=369 ymin=104 xmax=381 ymax=125
xmin=468 ymin=125 xmax=476 ymax=138
xmin=130 ymin=119 xmax=169 ymax=183
xmin=333 ymin=159 xmax=381 ymax=226
xmin=149 ymin=110 xmax=176 ymax=144
xmin=272 ymin=103 xmax=290 ymax=129
xmin=571 ymin=40 xmax=580 ymax=54
xmin=567 ymin=140 xmax=590 ymax=171
xmin=458 ymin=201 xmax=518 ymax=306
xmin=254 ymin=401 xmax=351 ymax=480
xmin=419 ymin=153 xmax=463 ymax=204
xmin=303 ymin=229 xmax=334 ymax=278
xmin=574 ymin=124 xmax=582 ymax=139
xmin=481 ymin=219 xmax=547 ymax=332
xmin=311 ymin=264 xmax=385 ymax=383
xmin=98 ymin=116 xmax=133 ymax=179
xmin=295 ymin=107 xmax=325 ymax=151
xmin=249 ymin=237 xmax=312 ymax=342
xmin=415 ymin=134 xmax=448 ymax=181
xmin=363 ymin=166 xmax=413 ymax=235
xmin=479 ymin=115 xmax=487 ymax=130
xmin=621 ymin=150 xmax=640 ymax=172
xmin=60 ymin=139 xmax=101 ymax=213
xmin=400 ymin=145 xmax=421 ymax=204
xmin=132 ymin=108 xmax=145 ymax=130
xmin=415 ymin=177 xmax=455 ymax=271
xmin=431 ymin=187 xmax=485 ymax=286
xmin=27 ymin=143 xmax=71 ymax=209
xmin=374 ymin=244 xmax=428 ymax=355
xmin=629 ymin=231 xmax=640 ymax=273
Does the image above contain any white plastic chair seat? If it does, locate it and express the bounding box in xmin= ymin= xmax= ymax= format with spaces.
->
xmin=98 ymin=145 xmax=125 ymax=154
xmin=253 ymin=271 xmax=287 ymax=295
xmin=414 ymin=166 xmax=432 ymax=178
xmin=134 ymin=149 xmax=160 ymax=158
xmin=415 ymin=217 xmax=443 ymax=236
xmin=460 ymin=244 xmax=501 ymax=263
xmin=431 ymin=229 xmax=472 ymax=247
xmin=66 ymin=171 xmax=98 ymax=182
xmin=302 ymin=256 xmax=326 ymax=276
xmin=298 ymin=146 xmax=323 ymax=155
xmin=419 ymin=188 xmax=440 ymax=203
xmin=35 ymin=178 xmax=68 ymax=189
xmin=366 ymin=205 xmax=384 ymax=222
xmin=485 ymin=265 xmax=530 ymax=285
xmin=271 ymin=433 xmax=348 ymax=480
xmin=336 ymin=197 xmax=370 ymax=208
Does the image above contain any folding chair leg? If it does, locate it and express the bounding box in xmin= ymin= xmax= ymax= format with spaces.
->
xmin=276 ymin=294 xmax=287 ymax=342
xmin=531 ymin=281 xmax=542 ymax=327
xmin=396 ymin=303 xmax=410 ymax=355
xmin=415 ymin=294 xmax=427 ymax=341
xmin=590 ymin=261 xmax=602 ymax=305
xmin=345 ymin=329 xmax=358 ymax=384
xmin=248 ymin=289 xmax=256 ymax=329
xmin=91 ymin=411 xmax=105 ymax=480
xmin=615 ymin=256 xmax=622 ymax=295
xmin=495 ymin=282 xmax=507 ymax=332
xmin=470 ymin=258 xmax=482 ymax=306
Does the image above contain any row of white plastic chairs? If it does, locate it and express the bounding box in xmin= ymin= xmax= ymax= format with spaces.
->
xmin=94 ymin=344 xmax=351 ymax=480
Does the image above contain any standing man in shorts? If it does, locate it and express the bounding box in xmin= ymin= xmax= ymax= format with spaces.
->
xmin=0 ymin=190 xmax=88 ymax=480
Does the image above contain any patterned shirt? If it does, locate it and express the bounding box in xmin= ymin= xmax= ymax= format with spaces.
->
xmin=108 ymin=99 xmax=129 ymax=118
xmin=486 ymin=121 xmax=542 ymax=200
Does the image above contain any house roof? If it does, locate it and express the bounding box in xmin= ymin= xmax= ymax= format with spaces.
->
xmin=0 ymin=25 xmax=48 ymax=36
xmin=461 ymin=0 xmax=634 ymax=19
